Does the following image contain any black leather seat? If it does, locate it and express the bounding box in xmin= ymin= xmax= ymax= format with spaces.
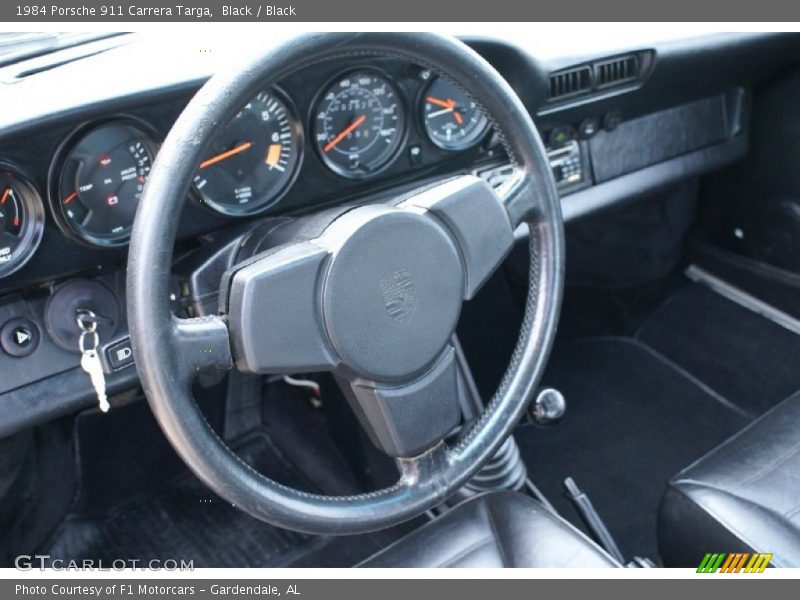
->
xmin=659 ymin=391 xmax=800 ymax=568
xmin=358 ymin=491 xmax=619 ymax=568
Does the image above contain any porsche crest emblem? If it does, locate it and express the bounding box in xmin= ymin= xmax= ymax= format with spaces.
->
xmin=379 ymin=270 xmax=416 ymax=325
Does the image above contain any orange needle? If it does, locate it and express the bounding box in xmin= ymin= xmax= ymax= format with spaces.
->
xmin=199 ymin=141 xmax=253 ymax=169
xmin=0 ymin=187 xmax=9 ymax=205
xmin=427 ymin=96 xmax=464 ymax=124
xmin=426 ymin=96 xmax=455 ymax=109
xmin=324 ymin=115 xmax=367 ymax=153
xmin=63 ymin=191 xmax=78 ymax=205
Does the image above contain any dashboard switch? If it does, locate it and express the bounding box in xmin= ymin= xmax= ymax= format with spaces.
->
xmin=579 ymin=117 xmax=600 ymax=139
xmin=106 ymin=338 xmax=134 ymax=370
xmin=1 ymin=317 xmax=40 ymax=358
xmin=603 ymin=111 xmax=623 ymax=132
xmin=548 ymin=125 xmax=576 ymax=148
xmin=408 ymin=144 xmax=423 ymax=165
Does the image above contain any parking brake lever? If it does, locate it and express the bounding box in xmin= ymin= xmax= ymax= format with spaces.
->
xmin=564 ymin=477 xmax=626 ymax=564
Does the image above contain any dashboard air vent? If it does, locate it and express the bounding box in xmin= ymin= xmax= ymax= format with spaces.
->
xmin=594 ymin=55 xmax=639 ymax=89
xmin=548 ymin=66 xmax=592 ymax=101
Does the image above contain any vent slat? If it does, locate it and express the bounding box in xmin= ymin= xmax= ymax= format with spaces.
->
xmin=547 ymin=66 xmax=592 ymax=101
xmin=595 ymin=55 xmax=638 ymax=89
xmin=547 ymin=53 xmax=643 ymax=103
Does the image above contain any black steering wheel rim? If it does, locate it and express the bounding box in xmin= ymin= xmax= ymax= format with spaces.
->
xmin=127 ymin=32 xmax=564 ymax=535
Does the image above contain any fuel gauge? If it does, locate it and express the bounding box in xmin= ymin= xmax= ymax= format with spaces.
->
xmin=0 ymin=168 xmax=45 ymax=279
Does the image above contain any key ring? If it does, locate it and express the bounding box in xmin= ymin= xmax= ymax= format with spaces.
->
xmin=76 ymin=309 xmax=99 ymax=353
xmin=76 ymin=309 xmax=98 ymax=333
xmin=79 ymin=330 xmax=99 ymax=353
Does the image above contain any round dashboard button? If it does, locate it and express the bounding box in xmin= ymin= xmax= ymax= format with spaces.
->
xmin=1 ymin=317 xmax=40 ymax=358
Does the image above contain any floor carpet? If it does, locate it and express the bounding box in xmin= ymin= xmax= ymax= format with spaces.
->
xmin=636 ymin=283 xmax=800 ymax=416
xmin=515 ymin=337 xmax=751 ymax=561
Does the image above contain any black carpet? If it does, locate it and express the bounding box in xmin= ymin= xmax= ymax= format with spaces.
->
xmin=45 ymin=434 xmax=322 ymax=567
xmin=637 ymin=283 xmax=800 ymax=416
xmin=45 ymin=415 xmax=418 ymax=568
xmin=515 ymin=337 xmax=750 ymax=562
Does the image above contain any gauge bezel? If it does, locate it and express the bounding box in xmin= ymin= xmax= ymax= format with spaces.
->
xmin=419 ymin=76 xmax=491 ymax=152
xmin=48 ymin=116 xmax=160 ymax=248
xmin=311 ymin=67 xmax=408 ymax=180
xmin=0 ymin=164 xmax=46 ymax=280
xmin=192 ymin=86 xmax=305 ymax=218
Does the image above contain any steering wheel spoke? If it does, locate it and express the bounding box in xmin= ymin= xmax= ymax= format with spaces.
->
xmin=171 ymin=314 xmax=233 ymax=383
xmin=401 ymin=175 xmax=515 ymax=299
xmin=498 ymin=168 xmax=544 ymax=230
xmin=226 ymin=242 xmax=337 ymax=374
xmin=338 ymin=345 xmax=461 ymax=458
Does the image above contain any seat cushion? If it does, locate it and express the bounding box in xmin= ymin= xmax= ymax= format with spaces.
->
xmin=358 ymin=491 xmax=618 ymax=568
xmin=658 ymin=391 xmax=800 ymax=567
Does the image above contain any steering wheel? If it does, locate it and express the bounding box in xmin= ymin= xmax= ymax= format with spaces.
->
xmin=127 ymin=32 xmax=564 ymax=535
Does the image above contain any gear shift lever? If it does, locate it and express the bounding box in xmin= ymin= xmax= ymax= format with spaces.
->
xmin=530 ymin=388 xmax=567 ymax=424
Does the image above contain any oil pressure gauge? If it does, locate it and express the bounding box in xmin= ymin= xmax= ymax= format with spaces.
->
xmin=0 ymin=168 xmax=45 ymax=279
xmin=54 ymin=120 xmax=156 ymax=247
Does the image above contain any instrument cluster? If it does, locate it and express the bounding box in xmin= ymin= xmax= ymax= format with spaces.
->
xmin=0 ymin=61 xmax=493 ymax=278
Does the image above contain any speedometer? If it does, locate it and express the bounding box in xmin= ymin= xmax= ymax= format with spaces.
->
xmin=193 ymin=89 xmax=302 ymax=216
xmin=313 ymin=70 xmax=405 ymax=179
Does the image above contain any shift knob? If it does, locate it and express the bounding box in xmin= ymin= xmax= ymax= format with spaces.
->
xmin=531 ymin=388 xmax=566 ymax=424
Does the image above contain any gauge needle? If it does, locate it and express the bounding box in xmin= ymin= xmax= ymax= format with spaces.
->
xmin=324 ymin=115 xmax=366 ymax=153
xmin=426 ymin=96 xmax=455 ymax=110
xmin=199 ymin=141 xmax=253 ymax=169
xmin=2 ymin=187 xmax=20 ymax=226
xmin=426 ymin=96 xmax=463 ymax=125
xmin=427 ymin=107 xmax=455 ymax=118
xmin=63 ymin=191 xmax=78 ymax=205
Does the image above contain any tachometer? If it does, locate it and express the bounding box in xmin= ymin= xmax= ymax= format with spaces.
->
xmin=0 ymin=168 xmax=45 ymax=279
xmin=422 ymin=77 xmax=490 ymax=151
xmin=55 ymin=121 xmax=155 ymax=247
xmin=193 ymin=89 xmax=302 ymax=216
xmin=313 ymin=70 xmax=405 ymax=179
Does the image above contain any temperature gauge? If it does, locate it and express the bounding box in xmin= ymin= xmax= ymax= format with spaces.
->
xmin=0 ymin=169 xmax=45 ymax=279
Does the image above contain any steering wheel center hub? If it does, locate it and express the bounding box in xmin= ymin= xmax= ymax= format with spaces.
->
xmin=319 ymin=206 xmax=464 ymax=381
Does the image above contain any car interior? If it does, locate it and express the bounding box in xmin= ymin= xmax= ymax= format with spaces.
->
xmin=1 ymin=30 xmax=799 ymax=569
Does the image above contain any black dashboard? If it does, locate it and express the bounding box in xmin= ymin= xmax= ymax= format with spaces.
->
xmin=0 ymin=55 xmax=498 ymax=295
xmin=2 ymin=31 xmax=800 ymax=437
